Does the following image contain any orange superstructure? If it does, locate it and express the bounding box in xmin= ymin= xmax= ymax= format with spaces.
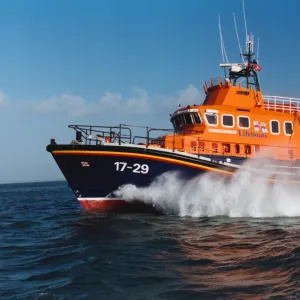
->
xmin=150 ymin=44 xmax=300 ymax=165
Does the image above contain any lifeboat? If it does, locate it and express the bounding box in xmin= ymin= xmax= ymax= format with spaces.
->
xmin=46 ymin=26 xmax=300 ymax=213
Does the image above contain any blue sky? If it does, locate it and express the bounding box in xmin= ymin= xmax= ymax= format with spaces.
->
xmin=0 ymin=0 xmax=299 ymax=183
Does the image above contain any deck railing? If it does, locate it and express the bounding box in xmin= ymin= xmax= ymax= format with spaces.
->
xmin=68 ymin=124 xmax=173 ymax=146
xmin=67 ymin=124 xmax=298 ymax=162
xmin=263 ymin=95 xmax=300 ymax=113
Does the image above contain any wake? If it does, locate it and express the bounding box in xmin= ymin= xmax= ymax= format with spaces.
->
xmin=114 ymin=157 xmax=300 ymax=218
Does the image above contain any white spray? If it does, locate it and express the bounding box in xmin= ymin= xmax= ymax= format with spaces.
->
xmin=114 ymin=156 xmax=300 ymax=218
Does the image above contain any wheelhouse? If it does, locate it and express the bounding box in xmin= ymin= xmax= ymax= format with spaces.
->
xmin=170 ymin=108 xmax=202 ymax=132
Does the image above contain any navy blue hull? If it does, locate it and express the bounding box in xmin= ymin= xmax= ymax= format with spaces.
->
xmin=54 ymin=155 xmax=203 ymax=198
xmin=46 ymin=143 xmax=300 ymax=213
xmin=47 ymin=144 xmax=234 ymax=199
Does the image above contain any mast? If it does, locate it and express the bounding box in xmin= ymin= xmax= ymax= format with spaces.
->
xmin=243 ymin=36 xmax=253 ymax=89
xmin=220 ymin=35 xmax=261 ymax=91
xmin=219 ymin=1 xmax=262 ymax=91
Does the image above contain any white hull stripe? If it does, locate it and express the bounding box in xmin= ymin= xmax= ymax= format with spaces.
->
xmin=78 ymin=197 xmax=119 ymax=201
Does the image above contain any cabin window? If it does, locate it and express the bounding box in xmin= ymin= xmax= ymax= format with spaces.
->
xmin=212 ymin=142 xmax=218 ymax=153
xmin=223 ymin=143 xmax=230 ymax=153
xmin=183 ymin=113 xmax=193 ymax=125
xmin=222 ymin=114 xmax=234 ymax=127
xmin=245 ymin=145 xmax=251 ymax=154
xmin=205 ymin=113 xmax=218 ymax=126
xmin=190 ymin=141 xmax=197 ymax=151
xmin=284 ymin=121 xmax=293 ymax=136
xmin=199 ymin=141 xmax=205 ymax=151
xmin=270 ymin=120 xmax=280 ymax=134
xmin=192 ymin=112 xmax=201 ymax=124
xmin=238 ymin=116 xmax=250 ymax=129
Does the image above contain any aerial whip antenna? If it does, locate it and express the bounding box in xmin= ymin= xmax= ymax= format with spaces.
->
xmin=256 ymin=36 xmax=261 ymax=85
xmin=251 ymin=33 xmax=254 ymax=52
xmin=218 ymin=14 xmax=229 ymax=64
xmin=257 ymin=36 xmax=260 ymax=62
xmin=218 ymin=14 xmax=225 ymax=63
xmin=242 ymin=0 xmax=248 ymax=50
xmin=233 ymin=13 xmax=245 ymax=63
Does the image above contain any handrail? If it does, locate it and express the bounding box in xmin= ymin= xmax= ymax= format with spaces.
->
xmin=67 ymin=124 xmax=298 ymax=161
xmin=68 ymin=124 xmax=173 ymax=146
xmin=68 ymin=124 xmax=132 ymax=145
xmin=263 ymin=95 xmax=300 ymax=113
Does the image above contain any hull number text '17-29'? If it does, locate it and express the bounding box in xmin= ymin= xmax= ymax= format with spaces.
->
xmin=114 ymin=162 xmax=149 ymax=174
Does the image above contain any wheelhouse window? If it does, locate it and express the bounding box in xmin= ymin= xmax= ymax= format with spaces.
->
xmin=171 ymin=115 xmax=183 ymax=131
xmin=270 ymin=120 xmax=280 ymax=134
xmin=192 ymin=112 xmax=201 ymax=124
xmin=222 ymin=114 xmax=234 ymax=127
xmin=205 ymin=113 xmax=218 ymax=126
xmin=284 ymin=121 xmax=293 ymax=136
xmin=183 ymin=113 xmax=193 ymax=125
xmin=238 ymin=116 xmax=250 ymax=129
xmin=174 ymin=116 xmax=181 ymax=128
xmin=171 ymin=112 xmax=201 ymax=131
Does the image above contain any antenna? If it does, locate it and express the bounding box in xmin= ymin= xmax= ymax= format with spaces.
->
xmin=257 ymin=36 xmax=260 ymax=62
xmin=242 ymin=0 xmax=248 ymax=50
xmin=219 ymin=0 xmax=261 ymax=92
xmin=251 ymin=33 xmax=254 ymax=52
xmin=256 ymin=36 xmax=261 ymax=85
xmin=233 ymin=13 xmax=245 ymax=63
xmin=218 ymin=14 xmax=228 ymax=64
xmin=218 ymin=14 xmax=225 ymax=63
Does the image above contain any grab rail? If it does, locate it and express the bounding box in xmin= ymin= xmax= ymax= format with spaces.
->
xmin=68 ymin=124 xmax=173 ymax=146
xmin=66 ymin=124 xmax=298 ymax=161
xmin=263 ymin=95 xmax=300 ymax=113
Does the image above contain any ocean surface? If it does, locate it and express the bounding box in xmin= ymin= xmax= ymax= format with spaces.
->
xmin=1 ymin=180 xmax=300 ymax=299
